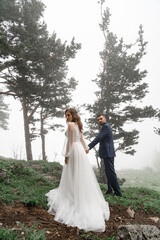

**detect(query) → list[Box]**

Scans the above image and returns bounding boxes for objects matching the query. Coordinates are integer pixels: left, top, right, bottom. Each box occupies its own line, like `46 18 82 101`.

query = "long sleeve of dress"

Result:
62 122 75 157
80 132 88 150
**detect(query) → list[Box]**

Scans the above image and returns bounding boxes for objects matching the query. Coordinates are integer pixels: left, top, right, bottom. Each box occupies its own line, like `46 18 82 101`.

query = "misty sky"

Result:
0 0 160 170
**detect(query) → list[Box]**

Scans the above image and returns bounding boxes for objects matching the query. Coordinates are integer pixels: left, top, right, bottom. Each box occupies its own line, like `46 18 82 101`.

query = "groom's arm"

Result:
88 125 108 150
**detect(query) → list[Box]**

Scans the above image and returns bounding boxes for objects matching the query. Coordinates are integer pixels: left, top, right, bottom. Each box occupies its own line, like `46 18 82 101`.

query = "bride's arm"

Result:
80 132 88 151
65 122 75 158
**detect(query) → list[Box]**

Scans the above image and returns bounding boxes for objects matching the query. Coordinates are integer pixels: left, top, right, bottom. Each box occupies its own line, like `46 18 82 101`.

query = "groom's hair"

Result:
97 114 106 118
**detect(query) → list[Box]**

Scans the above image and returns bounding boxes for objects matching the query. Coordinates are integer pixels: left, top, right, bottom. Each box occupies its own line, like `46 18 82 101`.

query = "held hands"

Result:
85 149 89 154
65 157 69 165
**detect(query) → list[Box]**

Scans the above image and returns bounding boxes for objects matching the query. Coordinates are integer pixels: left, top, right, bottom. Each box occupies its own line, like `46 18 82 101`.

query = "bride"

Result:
45 108 110 232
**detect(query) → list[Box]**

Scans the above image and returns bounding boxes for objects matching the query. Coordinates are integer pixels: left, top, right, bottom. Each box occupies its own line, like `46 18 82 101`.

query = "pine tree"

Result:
33 35 80 160
0 0 80 160
154 110 160 135
85 1 156 182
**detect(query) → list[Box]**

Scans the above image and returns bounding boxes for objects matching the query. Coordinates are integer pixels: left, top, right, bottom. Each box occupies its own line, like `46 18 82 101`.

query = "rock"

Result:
127 207 135 218
116 225 160 240
11 227 21 231
149 217 159 223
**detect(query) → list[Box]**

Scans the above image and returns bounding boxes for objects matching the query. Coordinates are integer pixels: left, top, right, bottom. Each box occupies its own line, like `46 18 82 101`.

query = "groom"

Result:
87 114 122 197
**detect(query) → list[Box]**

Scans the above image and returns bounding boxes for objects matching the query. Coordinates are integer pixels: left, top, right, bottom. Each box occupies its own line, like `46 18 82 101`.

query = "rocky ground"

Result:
0 201 159 239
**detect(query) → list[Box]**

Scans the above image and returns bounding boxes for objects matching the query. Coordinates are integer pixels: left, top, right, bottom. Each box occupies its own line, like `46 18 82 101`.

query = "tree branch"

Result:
0 90 16 97
0 61 12 72
100 1 107 41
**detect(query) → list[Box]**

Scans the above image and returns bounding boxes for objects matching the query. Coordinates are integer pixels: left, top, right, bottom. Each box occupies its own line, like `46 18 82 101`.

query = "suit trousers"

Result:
103 157 121 196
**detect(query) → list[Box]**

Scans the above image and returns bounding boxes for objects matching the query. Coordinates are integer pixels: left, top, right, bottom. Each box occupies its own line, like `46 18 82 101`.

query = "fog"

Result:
0 0 160 171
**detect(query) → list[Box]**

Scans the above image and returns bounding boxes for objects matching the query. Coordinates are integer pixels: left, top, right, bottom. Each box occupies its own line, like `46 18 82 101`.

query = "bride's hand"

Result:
65 157 68 164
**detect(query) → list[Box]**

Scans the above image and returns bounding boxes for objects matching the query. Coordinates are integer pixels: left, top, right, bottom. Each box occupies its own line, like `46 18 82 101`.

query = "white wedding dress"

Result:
45 122 110 232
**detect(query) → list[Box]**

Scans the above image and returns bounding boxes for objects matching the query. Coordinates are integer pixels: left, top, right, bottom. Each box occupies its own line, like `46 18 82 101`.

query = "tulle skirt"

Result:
45 142 110 232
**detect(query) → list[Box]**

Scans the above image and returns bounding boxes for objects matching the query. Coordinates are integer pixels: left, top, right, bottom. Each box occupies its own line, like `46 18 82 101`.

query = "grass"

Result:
0 228 19 240
100 184 160 213
0 223 46 240
0 158 160 213
80 232 116 240
0 158 61 208
31 160 62 174
117 169 160 193
0 157 160 240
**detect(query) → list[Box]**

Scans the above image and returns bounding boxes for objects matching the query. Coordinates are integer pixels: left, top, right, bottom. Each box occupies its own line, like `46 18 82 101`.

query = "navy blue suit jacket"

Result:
88 122 115 158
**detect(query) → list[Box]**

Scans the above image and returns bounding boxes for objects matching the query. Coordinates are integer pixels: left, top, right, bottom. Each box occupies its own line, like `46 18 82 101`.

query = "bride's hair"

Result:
65 108 83 132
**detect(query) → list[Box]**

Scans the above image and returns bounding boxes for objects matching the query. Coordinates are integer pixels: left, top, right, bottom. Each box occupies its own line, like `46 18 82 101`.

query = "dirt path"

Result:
0 201 159 239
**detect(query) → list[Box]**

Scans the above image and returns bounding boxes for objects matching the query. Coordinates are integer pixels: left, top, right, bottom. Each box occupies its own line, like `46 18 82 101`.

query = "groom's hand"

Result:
85 149 89 154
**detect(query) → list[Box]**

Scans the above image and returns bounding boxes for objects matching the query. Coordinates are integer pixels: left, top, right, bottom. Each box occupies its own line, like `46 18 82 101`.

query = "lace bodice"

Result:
69 124 80 142
63 122 88 157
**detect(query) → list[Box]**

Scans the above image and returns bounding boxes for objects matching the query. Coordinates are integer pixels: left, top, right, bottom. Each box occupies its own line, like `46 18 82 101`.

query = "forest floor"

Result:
0 200 160 239
0 158 159 239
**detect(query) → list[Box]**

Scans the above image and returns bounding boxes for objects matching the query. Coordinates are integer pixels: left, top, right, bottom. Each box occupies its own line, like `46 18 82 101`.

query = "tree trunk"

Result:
94 147 100 169
21 97 33 161
40 110 47 161
100 158 107 184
